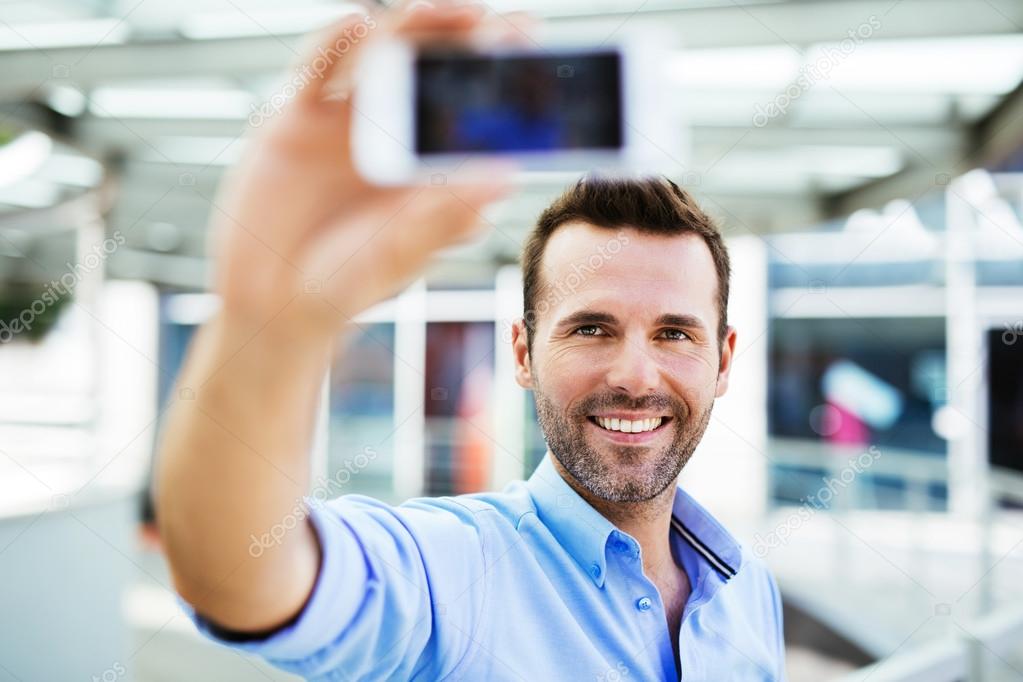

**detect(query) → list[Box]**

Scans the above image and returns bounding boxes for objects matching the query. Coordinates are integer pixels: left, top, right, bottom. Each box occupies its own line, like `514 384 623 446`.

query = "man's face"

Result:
512 222 736 503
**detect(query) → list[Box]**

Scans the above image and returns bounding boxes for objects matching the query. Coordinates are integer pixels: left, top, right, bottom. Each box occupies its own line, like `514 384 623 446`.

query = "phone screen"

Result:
413 48 623 155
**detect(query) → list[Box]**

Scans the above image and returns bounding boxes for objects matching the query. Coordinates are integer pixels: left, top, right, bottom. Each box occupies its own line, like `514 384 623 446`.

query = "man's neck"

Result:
549 454 679 579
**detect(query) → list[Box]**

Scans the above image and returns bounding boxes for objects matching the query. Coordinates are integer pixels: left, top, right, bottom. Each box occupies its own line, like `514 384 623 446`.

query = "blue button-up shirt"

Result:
184 453 786 681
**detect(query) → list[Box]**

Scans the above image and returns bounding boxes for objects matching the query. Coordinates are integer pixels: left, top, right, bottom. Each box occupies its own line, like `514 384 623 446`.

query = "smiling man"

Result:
156 4 785 681
508 177 785 680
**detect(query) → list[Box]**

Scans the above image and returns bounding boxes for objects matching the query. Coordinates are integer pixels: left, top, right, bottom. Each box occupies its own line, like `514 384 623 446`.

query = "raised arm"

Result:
153 3 510 633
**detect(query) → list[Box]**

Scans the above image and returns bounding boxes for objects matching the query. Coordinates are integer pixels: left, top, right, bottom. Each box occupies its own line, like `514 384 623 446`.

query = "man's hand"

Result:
212 2 511 341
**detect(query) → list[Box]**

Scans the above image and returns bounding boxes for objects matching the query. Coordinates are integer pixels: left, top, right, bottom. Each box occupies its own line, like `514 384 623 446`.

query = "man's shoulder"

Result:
719 546 785 646
734 549 782 599
407 479 538 525
321 479 538 531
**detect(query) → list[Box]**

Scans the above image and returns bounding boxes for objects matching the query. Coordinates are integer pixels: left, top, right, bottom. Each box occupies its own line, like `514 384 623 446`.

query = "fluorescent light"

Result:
89 87 253 119
686 91 779 126
0 131 53 187
813 176 870 193
143 136 248 166
180 4 365 40
697 159 811 194
806 35 1023 95
789 145 903 178
36 153 104 188
790 91 952 126
0 18 128 51
0 178 62 208
707 144 902 187
671 35 1023 108
44 85 88 117
669 46 800 90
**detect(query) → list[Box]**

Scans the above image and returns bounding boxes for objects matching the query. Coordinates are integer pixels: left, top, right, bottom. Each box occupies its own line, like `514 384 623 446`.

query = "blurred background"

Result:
1 0 1022 680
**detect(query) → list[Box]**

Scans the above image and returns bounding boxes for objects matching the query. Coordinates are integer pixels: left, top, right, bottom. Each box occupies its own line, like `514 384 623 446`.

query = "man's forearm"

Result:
154 310 333 631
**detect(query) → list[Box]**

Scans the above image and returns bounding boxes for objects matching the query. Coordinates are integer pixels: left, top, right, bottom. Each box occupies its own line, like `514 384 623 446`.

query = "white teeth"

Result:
595 416 663 433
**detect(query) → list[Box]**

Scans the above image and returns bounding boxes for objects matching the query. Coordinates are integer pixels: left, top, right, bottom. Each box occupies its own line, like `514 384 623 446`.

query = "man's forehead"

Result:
539 222 718 299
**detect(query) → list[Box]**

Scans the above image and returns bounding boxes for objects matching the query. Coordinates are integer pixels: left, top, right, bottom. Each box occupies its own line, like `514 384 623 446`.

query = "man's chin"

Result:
587 437 659 464
587 459 662 494
587 479 661 504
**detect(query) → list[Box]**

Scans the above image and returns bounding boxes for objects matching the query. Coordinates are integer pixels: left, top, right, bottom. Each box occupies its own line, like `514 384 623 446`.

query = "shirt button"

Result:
636 597 653 611
590 563 602 579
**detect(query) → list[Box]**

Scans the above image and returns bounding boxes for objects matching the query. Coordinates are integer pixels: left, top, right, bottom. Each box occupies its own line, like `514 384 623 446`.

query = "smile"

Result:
585 415 672 442
590 416 664 432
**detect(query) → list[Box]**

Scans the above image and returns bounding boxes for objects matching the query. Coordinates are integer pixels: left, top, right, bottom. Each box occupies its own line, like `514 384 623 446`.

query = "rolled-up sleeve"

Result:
181 493 488 681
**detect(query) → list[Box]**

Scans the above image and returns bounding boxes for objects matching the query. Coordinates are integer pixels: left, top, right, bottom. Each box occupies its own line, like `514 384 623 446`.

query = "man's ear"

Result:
511 318 534 389
714 326 738 398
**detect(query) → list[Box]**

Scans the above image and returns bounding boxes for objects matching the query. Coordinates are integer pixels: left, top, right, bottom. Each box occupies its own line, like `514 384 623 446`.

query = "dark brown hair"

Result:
521 174 730 353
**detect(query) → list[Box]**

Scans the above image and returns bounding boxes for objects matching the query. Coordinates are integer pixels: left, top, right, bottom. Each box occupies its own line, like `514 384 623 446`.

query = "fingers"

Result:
475 10 541 48
315 181 504 281
292 12 378 106
392 181 511 258
391 2 485 35
299 174 511 325
293 3 487 107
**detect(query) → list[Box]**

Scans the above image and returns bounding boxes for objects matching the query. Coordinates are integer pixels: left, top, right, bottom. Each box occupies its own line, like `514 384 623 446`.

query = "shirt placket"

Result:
608 534 679 681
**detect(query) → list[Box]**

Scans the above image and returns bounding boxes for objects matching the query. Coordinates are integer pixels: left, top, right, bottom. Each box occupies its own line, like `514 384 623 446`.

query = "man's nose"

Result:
604 337 660 397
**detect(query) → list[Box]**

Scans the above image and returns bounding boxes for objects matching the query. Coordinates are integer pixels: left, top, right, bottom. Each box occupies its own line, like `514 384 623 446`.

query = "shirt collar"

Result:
525 452 616 586
525 452 744 587
670 486 743 581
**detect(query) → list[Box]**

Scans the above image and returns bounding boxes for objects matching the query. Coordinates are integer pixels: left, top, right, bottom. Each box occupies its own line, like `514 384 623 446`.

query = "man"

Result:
155 3 786 680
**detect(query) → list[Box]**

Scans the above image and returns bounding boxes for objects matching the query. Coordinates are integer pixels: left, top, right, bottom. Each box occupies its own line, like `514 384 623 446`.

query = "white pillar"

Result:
679 234 769 526
491 265 526 489
392 279 427 501
944 171 989 519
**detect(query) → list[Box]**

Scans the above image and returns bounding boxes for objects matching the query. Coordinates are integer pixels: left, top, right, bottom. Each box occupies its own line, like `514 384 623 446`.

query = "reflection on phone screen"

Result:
414 50 623 154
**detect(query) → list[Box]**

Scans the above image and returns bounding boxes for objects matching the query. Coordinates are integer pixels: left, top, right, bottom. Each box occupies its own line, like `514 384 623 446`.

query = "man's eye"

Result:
573 326 689 340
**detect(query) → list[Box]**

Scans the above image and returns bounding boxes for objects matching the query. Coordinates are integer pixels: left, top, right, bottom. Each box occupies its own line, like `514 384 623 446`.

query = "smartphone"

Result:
352 38 674 184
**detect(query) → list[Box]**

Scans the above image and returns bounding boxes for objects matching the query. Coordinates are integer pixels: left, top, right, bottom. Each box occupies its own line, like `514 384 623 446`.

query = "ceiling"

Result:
1 0 1022 289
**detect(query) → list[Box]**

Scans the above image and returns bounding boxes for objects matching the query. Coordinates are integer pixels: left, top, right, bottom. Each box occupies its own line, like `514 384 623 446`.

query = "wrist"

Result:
212 306 336 369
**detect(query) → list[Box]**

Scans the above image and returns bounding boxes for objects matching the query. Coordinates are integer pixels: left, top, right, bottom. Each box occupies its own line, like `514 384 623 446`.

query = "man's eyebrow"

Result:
655 313 708 332
554 309 708 332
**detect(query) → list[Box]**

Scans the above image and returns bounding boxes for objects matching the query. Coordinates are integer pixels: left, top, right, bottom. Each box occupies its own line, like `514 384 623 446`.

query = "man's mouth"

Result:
584 414 672 445
586 415 672 434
